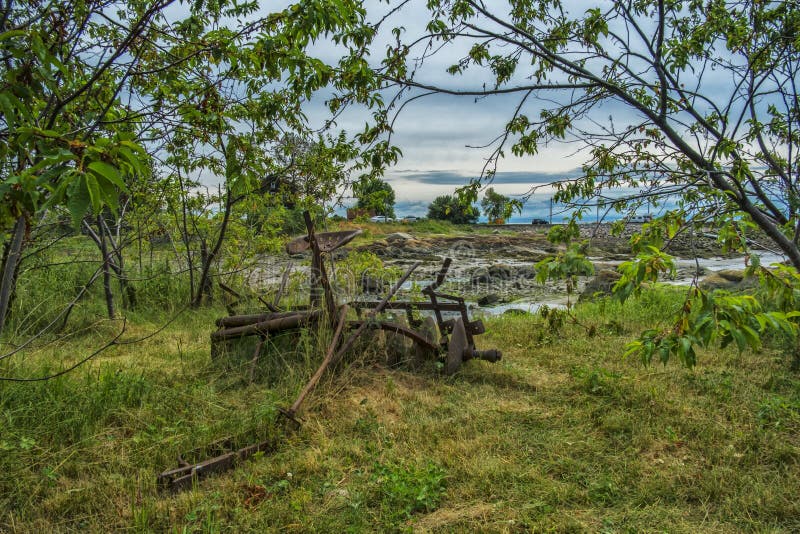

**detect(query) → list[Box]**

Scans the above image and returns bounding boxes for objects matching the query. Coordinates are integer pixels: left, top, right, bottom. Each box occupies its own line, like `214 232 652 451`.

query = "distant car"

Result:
629 214 653 223
402 215 420 223
530 218 549 225
369 215 393 223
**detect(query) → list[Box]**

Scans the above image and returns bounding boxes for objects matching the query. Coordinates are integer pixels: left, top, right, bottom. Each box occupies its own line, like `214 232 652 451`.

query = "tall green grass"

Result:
1 267 799 531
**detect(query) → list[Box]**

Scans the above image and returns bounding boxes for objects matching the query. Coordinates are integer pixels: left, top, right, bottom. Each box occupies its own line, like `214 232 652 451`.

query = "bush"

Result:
427 195 479 224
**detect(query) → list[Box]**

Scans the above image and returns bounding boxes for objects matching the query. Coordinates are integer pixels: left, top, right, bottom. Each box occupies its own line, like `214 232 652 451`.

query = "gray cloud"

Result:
393 169 584 186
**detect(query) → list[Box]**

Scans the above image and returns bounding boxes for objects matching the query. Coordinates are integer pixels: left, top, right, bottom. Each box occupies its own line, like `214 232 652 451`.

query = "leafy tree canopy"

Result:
480 187 522 222
427 194 479 224
0 0 395 232
353 175 395 217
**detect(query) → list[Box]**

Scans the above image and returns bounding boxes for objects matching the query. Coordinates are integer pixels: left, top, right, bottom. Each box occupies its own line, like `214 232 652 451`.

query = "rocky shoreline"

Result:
348 224 775 312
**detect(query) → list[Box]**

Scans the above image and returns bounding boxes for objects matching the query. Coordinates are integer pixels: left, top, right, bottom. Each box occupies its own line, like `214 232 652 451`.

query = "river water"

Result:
475 252 788 316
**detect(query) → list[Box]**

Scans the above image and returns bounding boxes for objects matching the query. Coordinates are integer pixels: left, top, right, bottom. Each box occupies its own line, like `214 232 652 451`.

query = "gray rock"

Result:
361 273 388 293
478 293 501 306
580 269 622 301
699 270 757 291
386 232 413 243
516 265 537 279
471 268 493 285
674 266 708 279
716 269 745 282
488 264 514 280
699 273 738 290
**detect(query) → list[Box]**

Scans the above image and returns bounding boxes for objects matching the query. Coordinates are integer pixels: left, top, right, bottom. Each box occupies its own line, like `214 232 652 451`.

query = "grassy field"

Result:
1 281 799 532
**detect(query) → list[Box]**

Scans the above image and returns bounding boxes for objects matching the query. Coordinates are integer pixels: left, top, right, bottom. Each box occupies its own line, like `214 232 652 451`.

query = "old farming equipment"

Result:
157 212 501 491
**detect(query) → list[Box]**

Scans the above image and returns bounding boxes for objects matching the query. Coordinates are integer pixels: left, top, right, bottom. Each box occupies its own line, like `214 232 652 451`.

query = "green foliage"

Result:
334 249 396 298
535 221 594 299
613 247 676 303
479 187 521 222
535 245 594 295
545 220 581 245
624 287 800 367
353 176 396 217
0 16 147 226
371 460 446 523
426 194 479 224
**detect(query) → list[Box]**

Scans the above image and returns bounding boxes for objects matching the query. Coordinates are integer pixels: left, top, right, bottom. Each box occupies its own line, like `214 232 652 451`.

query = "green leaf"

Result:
730 327 747 353
118 146 144 176
67 177 91 228
84 173 101 213
87 161 127 190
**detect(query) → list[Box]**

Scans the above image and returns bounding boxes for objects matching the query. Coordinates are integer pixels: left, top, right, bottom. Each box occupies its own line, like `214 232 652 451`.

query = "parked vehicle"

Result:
629 214 653 223
402 215 420 222
369 215 394 223
530 218 549 225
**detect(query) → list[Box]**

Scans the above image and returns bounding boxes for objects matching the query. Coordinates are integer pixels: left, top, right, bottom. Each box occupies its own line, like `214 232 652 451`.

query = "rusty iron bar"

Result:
278 261 421 426
422 258 452 338
346 320 439 352
272 261 293 309
324 262 421 357
286 230 362 254
464 347 503 363
427 291 475 347
219 281 242 315
304 211 338 320
218 281 242 299
210 310 322 341
284 304 350 418
348 301 466 313
157 438 277 492
257 296 281 313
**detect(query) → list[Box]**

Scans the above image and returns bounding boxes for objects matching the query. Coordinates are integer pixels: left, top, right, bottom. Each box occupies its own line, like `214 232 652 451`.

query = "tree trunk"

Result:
98 215 116 319
0 215 27 337
100 216 136 308
192 187 233 308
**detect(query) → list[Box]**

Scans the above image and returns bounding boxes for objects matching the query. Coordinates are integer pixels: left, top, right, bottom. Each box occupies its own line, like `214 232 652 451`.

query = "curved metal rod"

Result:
346 320 439 352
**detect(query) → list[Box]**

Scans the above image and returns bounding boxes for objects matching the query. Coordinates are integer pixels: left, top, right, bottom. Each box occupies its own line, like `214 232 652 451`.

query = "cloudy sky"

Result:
189 1 675 222
296 0 653 222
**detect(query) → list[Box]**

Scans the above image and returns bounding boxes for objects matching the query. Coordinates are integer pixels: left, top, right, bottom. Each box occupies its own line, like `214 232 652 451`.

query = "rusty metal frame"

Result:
158 211 502 492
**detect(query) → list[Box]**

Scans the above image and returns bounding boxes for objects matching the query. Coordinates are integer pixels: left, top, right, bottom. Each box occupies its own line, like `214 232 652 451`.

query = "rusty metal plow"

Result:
157 212 501 491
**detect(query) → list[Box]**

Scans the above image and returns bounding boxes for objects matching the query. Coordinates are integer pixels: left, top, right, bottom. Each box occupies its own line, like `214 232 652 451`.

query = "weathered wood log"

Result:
211 310 322 340
215 311 303 328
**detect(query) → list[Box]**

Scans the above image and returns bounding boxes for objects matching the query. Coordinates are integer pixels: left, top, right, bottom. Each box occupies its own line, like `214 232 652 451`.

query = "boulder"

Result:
699 269 757 291
716 269 746 282
579 269 622 301
477 293 501 306
488 264 514 281
385 232 413 243
516 265 537 279
471 268 493 285
383 246 400 258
